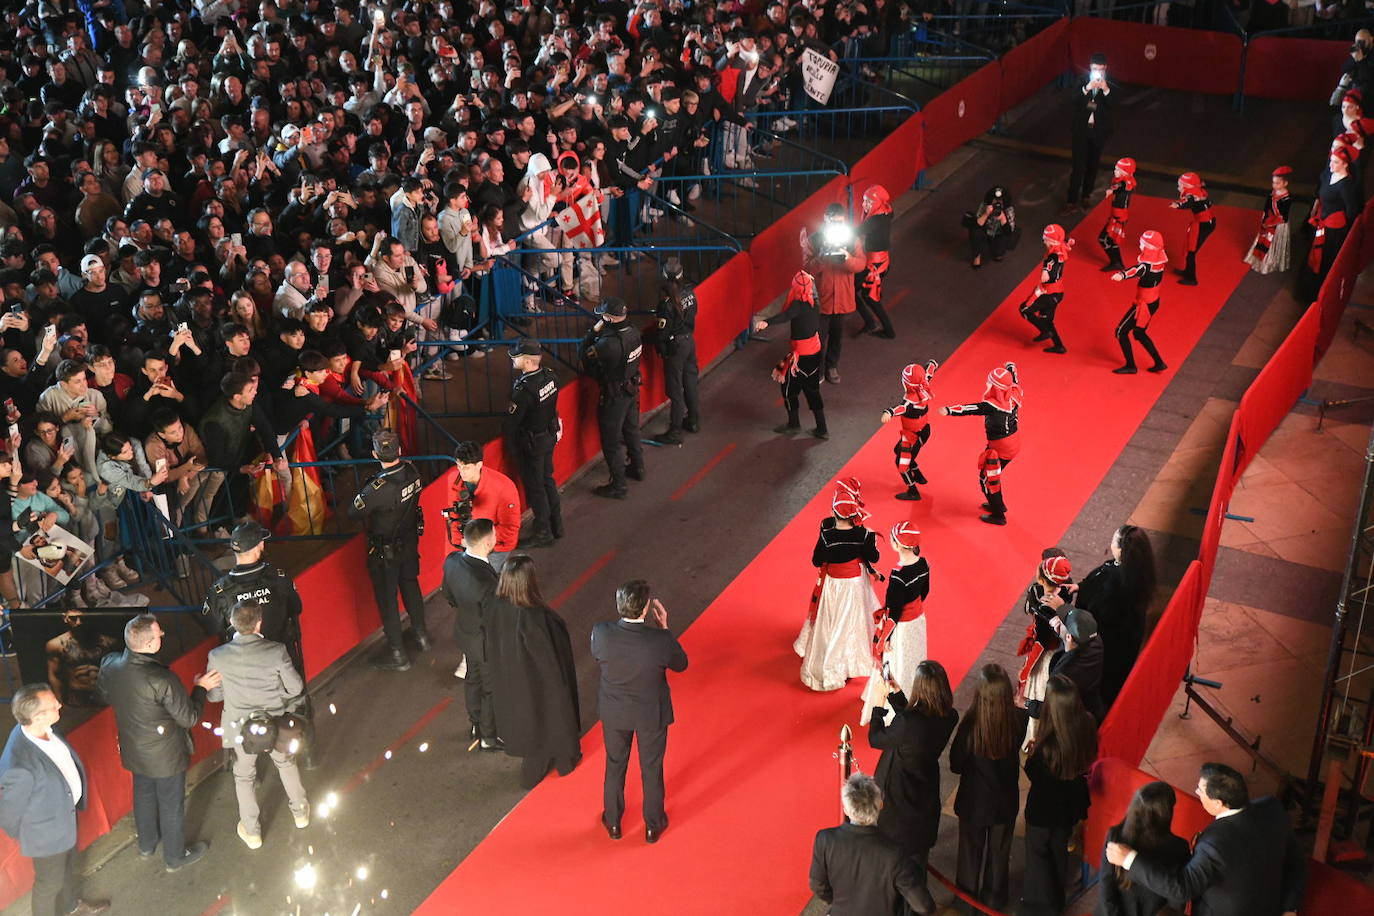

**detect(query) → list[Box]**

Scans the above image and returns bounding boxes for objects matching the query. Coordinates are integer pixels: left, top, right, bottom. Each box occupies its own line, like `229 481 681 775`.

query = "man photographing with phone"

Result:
1066 52 1114 214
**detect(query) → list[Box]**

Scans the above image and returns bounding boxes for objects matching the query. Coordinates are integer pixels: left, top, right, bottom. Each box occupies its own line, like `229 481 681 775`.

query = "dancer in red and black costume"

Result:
1098 157 1136 273
1110 230 1169 375
1016 552 1073 748
794 477 882 691
860 521 931 724
941 362 1022 527
1170 172 1215 286
1019 225 1073 355
880 359 938 501
855 185 897 339
752 270 828 440
1244 166 1293 275
1302 147 1363 300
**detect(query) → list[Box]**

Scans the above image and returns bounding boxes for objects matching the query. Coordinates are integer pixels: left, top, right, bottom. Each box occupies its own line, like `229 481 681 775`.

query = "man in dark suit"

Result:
1066 52 1115 212
441 517 501 749
1107 762 1305 916
590 579 688 843
206 600 310 850
809 772 935 915
0 684 108 916
97 613 218 872
1047 608 1105 722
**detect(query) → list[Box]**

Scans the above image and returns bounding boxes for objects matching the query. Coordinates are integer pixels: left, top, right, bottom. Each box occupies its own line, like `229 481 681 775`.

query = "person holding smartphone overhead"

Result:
1066 53 1114 213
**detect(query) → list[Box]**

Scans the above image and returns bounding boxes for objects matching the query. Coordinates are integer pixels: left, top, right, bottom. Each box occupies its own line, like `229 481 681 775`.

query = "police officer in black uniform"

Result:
653 258 700 445
582 297 644 499
200 521 304 672
349 428 427 671
504 338 562 547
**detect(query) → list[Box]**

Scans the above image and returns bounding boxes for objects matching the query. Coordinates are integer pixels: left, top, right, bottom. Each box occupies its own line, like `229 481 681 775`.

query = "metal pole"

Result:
835 724 853 821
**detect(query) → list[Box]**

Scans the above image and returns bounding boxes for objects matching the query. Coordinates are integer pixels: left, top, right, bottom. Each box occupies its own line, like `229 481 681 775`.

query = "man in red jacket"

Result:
446 441 521 570
802 203 867 384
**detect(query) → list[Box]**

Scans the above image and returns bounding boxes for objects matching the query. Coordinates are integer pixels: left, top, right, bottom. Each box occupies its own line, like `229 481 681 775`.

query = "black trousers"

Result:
956 819 1014 914
1115 301 1164 369
133 770 186 866
781 353 825 428
1068 131 1108 203
1020 292 1064 348
819 313 847 371
969 227 1014 261
31 845 77 916
597 387 643 489
662 337 700 433
602 724 669 831
367 541 426 651
457 631 497 739
1021 822 1074 915
512 432 560 536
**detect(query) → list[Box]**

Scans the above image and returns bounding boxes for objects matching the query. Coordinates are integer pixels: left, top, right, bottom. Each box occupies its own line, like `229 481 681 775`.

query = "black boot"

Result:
1043 330 1066 354
810 410 829 440
896 484 921 501
980 492 1007 526
372 647 411 671
911 466 928 486
1176 252 1198 286
774 410 802 436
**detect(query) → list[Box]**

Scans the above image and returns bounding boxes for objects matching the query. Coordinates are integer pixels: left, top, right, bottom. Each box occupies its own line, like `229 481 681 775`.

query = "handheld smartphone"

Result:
44 323 55 341
388 349 402 363
177 321 189 334
318 274 329 294
231 232 243 247
61 435 72 451
155 457 167 472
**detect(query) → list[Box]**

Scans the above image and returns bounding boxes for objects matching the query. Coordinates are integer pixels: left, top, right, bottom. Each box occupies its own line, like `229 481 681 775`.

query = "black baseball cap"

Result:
230 520 271 552
595 297 627 317
1064 608 1099 641
510 337 542 358
373 428 401 461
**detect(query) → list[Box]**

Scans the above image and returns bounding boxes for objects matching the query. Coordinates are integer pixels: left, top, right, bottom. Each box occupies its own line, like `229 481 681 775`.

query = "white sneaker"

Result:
114 559 140 584
237 822 262 850
667 189 681 205
421 365 452 381
292 805 310 830
600 253 620 267
98 568 127 590
724 153 738 169
738 177 758 189
771 118 791 132
688 184 702 201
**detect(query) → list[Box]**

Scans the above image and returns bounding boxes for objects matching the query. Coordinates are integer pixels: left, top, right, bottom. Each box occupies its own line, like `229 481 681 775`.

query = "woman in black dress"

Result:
1074 525 1157 709
1020 674 1097 916
868 659 959 894
950 664 1029 915
1097 781 1191 916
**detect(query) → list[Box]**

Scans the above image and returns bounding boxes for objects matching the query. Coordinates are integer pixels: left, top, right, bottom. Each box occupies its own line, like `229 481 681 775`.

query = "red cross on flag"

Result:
555 191 605 249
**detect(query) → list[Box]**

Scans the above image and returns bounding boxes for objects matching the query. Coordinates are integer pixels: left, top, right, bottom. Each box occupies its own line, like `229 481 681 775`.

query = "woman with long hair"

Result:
1074 525 1157 708
950 664 1029 914
794 477 881 691
868 659 958 893
483 554 582 789
1097 781 1190 916
1020 675 1097 916
227 290 272 341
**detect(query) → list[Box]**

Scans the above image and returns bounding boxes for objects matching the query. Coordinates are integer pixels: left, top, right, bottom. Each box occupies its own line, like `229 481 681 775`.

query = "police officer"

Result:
582 297 644 499
349 428 427 672
653 258 700 445
504 338 562 547
201 521 305 674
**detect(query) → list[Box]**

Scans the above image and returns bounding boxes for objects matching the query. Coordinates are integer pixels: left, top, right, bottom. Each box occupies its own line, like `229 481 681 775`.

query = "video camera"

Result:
441 495 474 547
818 204 855 258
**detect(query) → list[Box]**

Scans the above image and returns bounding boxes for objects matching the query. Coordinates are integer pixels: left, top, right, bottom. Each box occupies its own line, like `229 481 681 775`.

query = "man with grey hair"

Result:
0 684 109 915
206 600 311 850
809 772 935 914
98 614 219 872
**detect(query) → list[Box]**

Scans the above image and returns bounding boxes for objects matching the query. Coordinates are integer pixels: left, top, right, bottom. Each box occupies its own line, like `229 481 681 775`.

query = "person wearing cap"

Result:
1066 52 1114 212
200 520 306 671
504 338 563 546
582 297 644 499
1042 607 1104 722
651 257 700 444
1245 166 1293 275
350 428 427 671
123 168 180 226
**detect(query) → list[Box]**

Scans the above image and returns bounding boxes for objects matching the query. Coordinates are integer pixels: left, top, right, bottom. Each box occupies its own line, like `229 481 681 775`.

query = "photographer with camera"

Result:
445 440 521 568
1331 29 1374 107
966 185 1017 269
801 203 867 385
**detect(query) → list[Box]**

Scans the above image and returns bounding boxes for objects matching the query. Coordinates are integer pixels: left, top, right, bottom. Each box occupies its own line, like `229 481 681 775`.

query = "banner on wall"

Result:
801 48 839 104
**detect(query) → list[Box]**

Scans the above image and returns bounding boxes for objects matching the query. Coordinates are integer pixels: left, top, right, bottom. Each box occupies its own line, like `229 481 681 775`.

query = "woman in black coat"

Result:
1074 525 1156 708
950 664 1030 914
1097 781 1191 916
1019 674 1097 916
868 659 959 885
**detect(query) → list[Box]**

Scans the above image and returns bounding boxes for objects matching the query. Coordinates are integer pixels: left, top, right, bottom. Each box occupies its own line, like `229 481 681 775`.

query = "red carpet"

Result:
416 196 1256 914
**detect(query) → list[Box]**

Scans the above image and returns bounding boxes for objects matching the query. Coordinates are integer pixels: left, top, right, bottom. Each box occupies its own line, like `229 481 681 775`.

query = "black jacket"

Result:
97 650 208 778
1048 636 1106 722
869 691 958 856
0 724 88 858
1097 824 1191 916
589 619 688 732
1127 796 1306 916
949 706 1030 827
809 822 935 915
201 561 303 645
442 550 498 650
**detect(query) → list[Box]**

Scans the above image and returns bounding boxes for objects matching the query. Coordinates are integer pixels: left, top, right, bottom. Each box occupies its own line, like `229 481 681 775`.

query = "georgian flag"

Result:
555 191 605 249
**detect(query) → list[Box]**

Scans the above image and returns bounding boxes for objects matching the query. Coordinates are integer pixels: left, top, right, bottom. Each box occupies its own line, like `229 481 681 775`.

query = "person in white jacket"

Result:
518 152 559 312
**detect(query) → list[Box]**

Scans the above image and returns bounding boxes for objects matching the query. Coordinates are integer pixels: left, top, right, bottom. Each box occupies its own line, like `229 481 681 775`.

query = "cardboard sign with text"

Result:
801 48 838 104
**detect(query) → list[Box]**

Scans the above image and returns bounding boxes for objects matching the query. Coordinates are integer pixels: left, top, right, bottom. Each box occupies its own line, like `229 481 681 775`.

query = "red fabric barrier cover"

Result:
1198 416 1239 584
1315 213 1365 358
1234 304 1320 478
847 112 927 207
1096 561 1203 766
747 174 848 311
1084 757 1215 869
921 60 1002 167
692 252 756 363
1068 18 1242 96
1000 17 1071 112
1245 37 1350 102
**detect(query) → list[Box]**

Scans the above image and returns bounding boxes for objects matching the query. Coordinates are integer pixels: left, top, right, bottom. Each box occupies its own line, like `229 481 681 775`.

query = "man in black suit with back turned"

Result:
590 579 688 844
1107 762 1305 916
441 517 502 750
809 772 935 915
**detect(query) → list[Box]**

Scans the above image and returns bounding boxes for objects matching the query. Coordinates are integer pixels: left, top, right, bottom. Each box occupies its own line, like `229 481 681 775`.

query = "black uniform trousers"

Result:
597 384 643 490
367 538 426 650
663 336 700 433
1068 131 1108 204
602 724 669 831
512 431 561 536
31 846 77 916
956 819 1015 914
1020 822 1074 916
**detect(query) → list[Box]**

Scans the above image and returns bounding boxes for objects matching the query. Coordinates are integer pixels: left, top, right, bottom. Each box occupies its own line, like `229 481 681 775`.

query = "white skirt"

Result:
794 573 880 692
1021 649 1054 751
860 615 929 725
1244 222 1291 275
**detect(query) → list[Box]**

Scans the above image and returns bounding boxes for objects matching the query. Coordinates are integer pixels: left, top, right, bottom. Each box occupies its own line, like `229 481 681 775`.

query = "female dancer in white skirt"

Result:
1244 165 1293 274
1016 553 1074 749
861 521 931 725
794 477 881 691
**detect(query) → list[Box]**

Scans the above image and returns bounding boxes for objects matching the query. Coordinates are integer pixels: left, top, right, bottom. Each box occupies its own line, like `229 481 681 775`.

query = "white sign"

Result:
801 48 839 105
